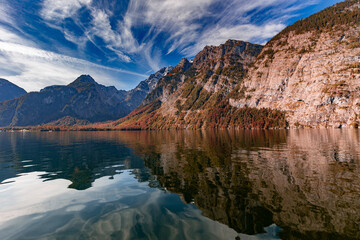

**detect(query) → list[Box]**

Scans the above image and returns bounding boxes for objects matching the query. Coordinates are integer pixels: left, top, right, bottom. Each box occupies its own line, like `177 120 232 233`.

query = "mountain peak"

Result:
192 40 263 69
170 58 192 74
70 75 96 84
68 75 98 90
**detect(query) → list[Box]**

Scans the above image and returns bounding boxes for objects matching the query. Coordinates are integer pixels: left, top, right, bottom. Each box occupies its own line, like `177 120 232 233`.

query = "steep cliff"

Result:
230 0 360 128
0 78 26 102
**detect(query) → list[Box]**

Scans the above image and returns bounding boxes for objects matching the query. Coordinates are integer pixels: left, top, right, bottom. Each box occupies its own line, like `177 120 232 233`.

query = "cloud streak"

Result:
41 0 93 21
38 0 323 69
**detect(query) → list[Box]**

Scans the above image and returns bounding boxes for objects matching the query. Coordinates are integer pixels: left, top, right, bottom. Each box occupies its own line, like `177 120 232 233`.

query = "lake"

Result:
0 129 359 240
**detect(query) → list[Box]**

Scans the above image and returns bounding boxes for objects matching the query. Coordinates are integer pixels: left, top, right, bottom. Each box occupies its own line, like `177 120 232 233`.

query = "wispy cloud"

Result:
103 0 320 58
37 0 323 70
89 8 134 62
0 4 11 25
41 0 93 21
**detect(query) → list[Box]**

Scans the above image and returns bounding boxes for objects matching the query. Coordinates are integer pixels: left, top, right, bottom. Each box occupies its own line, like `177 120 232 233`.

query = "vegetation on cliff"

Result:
270 0 360 43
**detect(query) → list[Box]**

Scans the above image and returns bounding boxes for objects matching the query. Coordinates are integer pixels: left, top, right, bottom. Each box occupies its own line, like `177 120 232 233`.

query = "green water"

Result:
0 130 359 239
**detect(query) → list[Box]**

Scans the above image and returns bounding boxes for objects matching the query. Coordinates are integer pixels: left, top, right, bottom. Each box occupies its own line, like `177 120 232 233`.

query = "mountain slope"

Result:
108 40 288 129
230 0 360 128
0 79 26 102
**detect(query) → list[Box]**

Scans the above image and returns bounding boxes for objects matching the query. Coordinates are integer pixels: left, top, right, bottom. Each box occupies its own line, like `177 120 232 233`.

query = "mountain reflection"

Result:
0 129 359 239
114 129 360 239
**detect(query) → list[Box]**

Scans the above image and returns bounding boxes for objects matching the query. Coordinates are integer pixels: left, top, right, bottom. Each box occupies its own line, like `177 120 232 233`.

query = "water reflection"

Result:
113 129 360 239
0 129 359 239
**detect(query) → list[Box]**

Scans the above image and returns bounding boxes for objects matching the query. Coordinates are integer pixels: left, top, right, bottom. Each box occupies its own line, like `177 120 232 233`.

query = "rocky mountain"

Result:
110 0 360 129
109 40 287 129
0 78 26 102
0 70 170 127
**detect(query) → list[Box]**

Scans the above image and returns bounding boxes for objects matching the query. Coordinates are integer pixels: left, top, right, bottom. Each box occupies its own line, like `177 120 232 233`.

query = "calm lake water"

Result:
0 129 359 240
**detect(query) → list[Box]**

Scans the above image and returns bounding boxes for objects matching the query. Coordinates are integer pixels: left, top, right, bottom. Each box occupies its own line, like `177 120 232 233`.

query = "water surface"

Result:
0 129 359 239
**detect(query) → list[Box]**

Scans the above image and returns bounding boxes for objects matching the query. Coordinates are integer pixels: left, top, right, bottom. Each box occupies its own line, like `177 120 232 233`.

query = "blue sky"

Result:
0 0 342 91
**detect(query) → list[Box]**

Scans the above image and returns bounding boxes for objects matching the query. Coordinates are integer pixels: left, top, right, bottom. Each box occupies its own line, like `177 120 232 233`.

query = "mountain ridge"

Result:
0 78 27 102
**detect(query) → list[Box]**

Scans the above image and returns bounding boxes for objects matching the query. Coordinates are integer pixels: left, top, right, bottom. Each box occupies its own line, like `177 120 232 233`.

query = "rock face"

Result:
0 78 26 102
230 0 360 128
0 71 170 127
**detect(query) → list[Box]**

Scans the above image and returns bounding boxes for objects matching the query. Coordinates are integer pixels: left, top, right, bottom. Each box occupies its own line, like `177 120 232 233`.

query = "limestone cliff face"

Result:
230 0 360 128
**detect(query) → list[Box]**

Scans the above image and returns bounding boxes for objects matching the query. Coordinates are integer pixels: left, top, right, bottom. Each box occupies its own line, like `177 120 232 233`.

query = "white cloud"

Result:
89 8 134 62
38 0 321 71
0 2 14 25
119 0 319 57
0 28 34 46
41 0 92 21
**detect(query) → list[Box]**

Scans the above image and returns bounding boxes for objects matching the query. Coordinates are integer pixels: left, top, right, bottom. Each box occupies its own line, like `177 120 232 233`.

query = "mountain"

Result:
109 40 287 129
0 70 170 127
110 0 360 129
0 78 26 102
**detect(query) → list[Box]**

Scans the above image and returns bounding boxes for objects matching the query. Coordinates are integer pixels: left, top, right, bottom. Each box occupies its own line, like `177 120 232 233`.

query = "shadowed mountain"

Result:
0 78 27 102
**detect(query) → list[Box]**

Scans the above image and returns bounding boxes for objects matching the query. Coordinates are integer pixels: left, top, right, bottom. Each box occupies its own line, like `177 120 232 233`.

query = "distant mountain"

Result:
0 70 171 127
0 78 26 102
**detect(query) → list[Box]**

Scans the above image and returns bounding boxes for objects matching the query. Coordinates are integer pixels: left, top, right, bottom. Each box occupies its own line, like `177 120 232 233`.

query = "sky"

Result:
0 0 343 92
